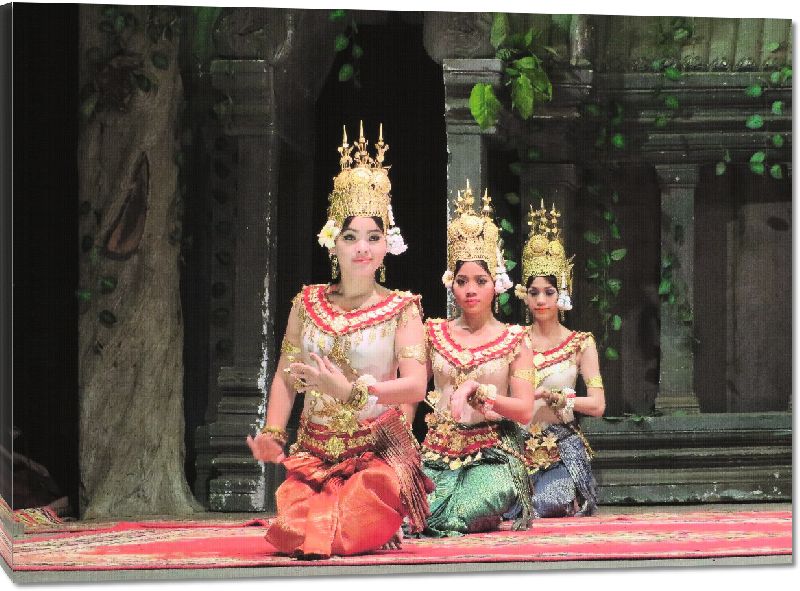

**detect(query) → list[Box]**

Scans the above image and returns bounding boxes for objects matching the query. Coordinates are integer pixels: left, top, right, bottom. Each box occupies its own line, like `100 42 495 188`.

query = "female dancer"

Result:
412 181 536 537
510 201 605 518
247 124 431 558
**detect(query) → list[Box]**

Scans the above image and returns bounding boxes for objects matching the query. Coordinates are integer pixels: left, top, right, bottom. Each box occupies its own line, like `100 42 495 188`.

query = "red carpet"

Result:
6 510 791 571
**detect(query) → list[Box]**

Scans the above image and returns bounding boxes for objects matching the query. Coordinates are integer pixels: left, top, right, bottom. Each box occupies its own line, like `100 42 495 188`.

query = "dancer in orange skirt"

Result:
247 123 431 559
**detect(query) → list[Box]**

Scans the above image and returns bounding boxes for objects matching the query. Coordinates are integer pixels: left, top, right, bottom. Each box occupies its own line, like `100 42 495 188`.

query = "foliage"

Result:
582 182 626 362
470 13 554 129
715 63 791 178
330 9 364 87
81 6 181 120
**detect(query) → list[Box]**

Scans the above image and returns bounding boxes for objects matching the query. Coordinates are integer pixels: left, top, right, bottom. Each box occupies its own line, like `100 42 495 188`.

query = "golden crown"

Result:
520 200 574 292
327 121 392 230
446 180 504 280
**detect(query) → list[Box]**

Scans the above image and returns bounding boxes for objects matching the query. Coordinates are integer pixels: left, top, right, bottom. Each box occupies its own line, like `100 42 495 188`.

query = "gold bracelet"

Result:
346 374 377 411
281 338 301 363
260 425 288 445
511 369 538 384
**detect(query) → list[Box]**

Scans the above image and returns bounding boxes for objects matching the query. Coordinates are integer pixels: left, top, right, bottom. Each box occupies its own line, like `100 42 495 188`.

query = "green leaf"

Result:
586 259 597 270
584 231 601 244
746 115 764 129
652 58 665 71
151 52 169 70
99 275 118 293
723 149 731 163
603 211 614 222
612 192 619 204
610 224 621 239
333 33 349 52
501 303 513 316
770 164 783 179
606 278 621 296
351 44 363 59
612 315 622 331
500 219 515 234
771 101 783 115
605 347 619 361
338 63 354 82
99 310 117 328
654 114 669 128
664 67 682 81
511 74 534 120
781 68 792 83
680 308 693 323
664 95 679 109
81 93 99 121
750 162 765 175
490 12 508 49
75 288 92 302
668 293 676 304
673 28 689 42
329 9 346 20
744 84 762 97
469 83 501 130
587 272 599 279
750 151 766 164
661 252 676 268
584 104 600 116
498 292 510 305
773 134 784 148
509 162 522 176
765 41 780 53
610 133 626 148
587 183 602 195
526 149 540 160
658 279 672 295
504 260 517 271
600 251 611 268
504 192 520 205
715 161 726 176
610 248 627 260
89 246 100 265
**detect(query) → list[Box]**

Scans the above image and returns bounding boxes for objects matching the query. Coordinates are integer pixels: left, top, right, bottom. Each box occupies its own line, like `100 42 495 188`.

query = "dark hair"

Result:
454 259 492 276
526 275 558 289
341 216 384 233
330 216 385 285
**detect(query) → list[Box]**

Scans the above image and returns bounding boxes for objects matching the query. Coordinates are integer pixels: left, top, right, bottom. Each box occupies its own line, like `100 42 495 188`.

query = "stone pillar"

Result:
441 58 502 316
655 165 700 414
205 60 280 511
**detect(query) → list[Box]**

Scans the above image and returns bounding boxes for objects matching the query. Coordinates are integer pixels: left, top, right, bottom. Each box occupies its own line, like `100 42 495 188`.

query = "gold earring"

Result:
494 296 499 314
330 254 339 279
526 307 531 324
379 264 386 283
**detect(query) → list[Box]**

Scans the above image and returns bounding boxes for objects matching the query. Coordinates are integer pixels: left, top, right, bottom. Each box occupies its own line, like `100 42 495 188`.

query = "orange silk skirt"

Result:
265 451 404 557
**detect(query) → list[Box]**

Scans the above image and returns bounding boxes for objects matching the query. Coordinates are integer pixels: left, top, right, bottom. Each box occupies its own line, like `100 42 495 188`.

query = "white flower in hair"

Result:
494 272 513 294
317 219 340 248
388 204 396 226
514 284 527 300
441 270 453 289
386 226 408 255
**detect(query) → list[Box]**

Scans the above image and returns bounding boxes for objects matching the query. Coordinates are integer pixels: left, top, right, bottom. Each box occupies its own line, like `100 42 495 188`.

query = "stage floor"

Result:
4 503 793 584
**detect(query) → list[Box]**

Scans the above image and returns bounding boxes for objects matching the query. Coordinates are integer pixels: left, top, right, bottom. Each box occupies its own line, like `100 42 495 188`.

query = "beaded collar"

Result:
300 284 420 336
527 330 594 370
426 318 526 372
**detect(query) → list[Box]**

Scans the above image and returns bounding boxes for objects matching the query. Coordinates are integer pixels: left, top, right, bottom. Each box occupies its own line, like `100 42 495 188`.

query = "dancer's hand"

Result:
450 379 479 422
534 386 552 400
246 433 286 463
289 353 351 401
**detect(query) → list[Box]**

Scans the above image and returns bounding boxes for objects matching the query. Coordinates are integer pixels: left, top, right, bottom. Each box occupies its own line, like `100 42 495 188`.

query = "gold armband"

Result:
511 369 538 384
584 375 604 389
260 425 288 445
281 338 302 363
397 343 427 365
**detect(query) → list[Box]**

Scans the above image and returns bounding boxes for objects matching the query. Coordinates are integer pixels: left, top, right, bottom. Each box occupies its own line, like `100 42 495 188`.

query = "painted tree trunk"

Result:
77 5 200 517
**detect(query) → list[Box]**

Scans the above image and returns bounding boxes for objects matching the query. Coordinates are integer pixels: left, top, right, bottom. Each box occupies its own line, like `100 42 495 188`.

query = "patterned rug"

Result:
6 510 792 572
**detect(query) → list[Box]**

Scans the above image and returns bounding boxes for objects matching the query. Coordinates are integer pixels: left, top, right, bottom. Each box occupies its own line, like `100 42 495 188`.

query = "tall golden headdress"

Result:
517 200 574 306
442 180 513 294
318 121 406 255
